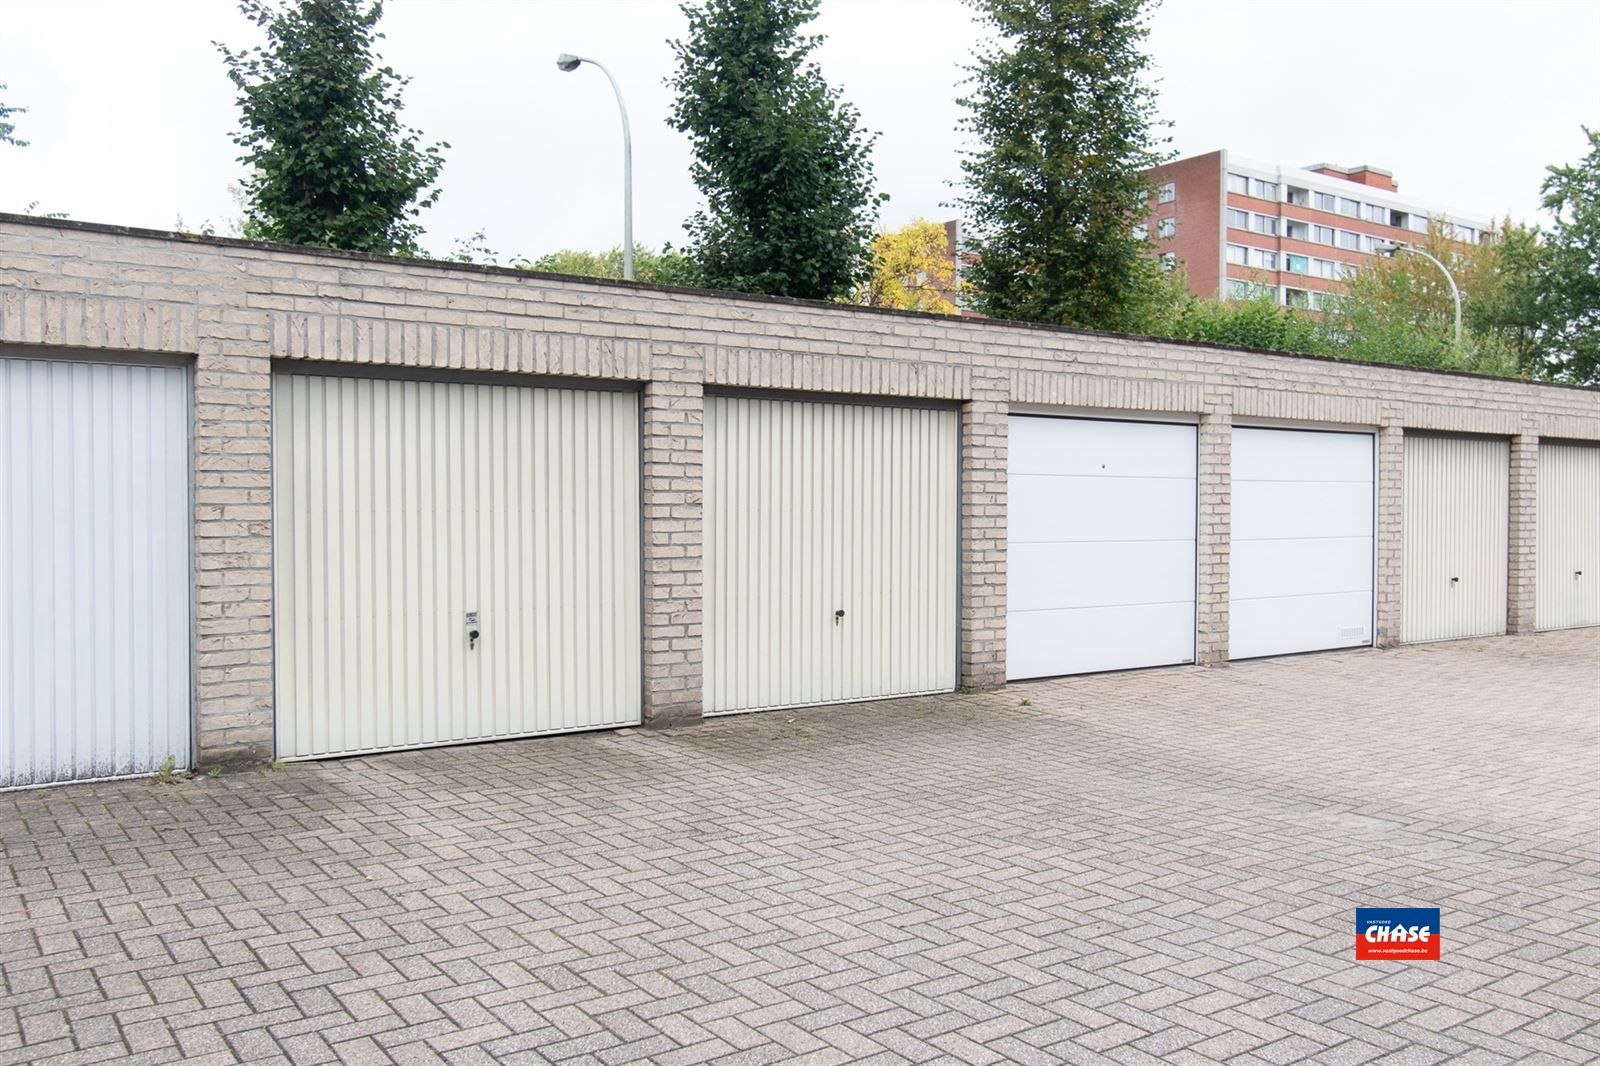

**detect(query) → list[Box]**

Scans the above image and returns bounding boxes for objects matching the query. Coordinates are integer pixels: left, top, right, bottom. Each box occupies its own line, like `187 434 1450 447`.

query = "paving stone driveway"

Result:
3 631 1598 1065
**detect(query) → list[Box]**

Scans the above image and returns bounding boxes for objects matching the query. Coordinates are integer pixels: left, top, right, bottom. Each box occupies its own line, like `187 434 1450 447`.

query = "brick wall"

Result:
2 216 1598 762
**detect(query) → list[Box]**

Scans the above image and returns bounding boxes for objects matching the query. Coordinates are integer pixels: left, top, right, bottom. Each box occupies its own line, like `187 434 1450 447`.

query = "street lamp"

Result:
555 53 633 281
1373 240 1461 347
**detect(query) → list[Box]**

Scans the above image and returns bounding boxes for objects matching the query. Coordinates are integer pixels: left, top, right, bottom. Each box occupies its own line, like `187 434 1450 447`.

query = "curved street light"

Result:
1374 240 1461 347
556 53 633 281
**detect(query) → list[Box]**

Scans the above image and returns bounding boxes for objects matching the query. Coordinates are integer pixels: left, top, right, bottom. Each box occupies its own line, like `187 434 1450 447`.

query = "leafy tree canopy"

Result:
668 0 885 300
522 245 700 287
957 0 1171 331
1314 219 1537 377
217 0 446 255
857 219 965 314
0 85 27 147
1534 127 1600 384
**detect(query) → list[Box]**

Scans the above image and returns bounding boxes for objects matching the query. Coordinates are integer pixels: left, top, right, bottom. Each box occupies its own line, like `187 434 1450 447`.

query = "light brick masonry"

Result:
1 215 1598 762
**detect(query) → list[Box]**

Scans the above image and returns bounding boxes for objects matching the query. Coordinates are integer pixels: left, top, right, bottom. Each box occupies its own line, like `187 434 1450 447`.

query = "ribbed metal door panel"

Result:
1230 428 1374 659
273 374 641 759
1402 434 1509 643
2 357 191 788
704 395 957 715
1007 416 1197 680
1537 442 1600 630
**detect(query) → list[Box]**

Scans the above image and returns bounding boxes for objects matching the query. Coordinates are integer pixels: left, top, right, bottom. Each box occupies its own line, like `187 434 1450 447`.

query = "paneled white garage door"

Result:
1231 427 1374 660
1537 442 1600 630
1402 434 1509 643
1008 416 1197 680
273 374 641 759
704 395 958 715
2 357 192 788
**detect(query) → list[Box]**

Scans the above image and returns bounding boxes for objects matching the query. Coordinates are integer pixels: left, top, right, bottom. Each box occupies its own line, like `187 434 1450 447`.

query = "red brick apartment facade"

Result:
1143 150 1494 308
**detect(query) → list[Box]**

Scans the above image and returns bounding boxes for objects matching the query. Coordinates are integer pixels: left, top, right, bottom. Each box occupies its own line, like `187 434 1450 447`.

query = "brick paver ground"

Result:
3 631 1598 1065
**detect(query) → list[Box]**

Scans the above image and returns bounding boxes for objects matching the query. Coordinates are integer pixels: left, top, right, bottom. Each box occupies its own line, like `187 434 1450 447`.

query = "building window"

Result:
1284 288 1310 309
1226 244 1248 265
1157 181 1176 204
1308 290 1335 311
1250 214 1279 236
1248 248 1278 270
1286 186 1310 207
1227 279 1266 300
1285 254 1309 274
1360 234 1377 254
1314 191 1338 212
1410 214 1430 234
1312 224 1336 245
1339 197 1362 217
1284 220 1309 241
1365 203 1389 224
1131 222 1148 240
1159 252 1177 271
1311 257 1339 279
1338 230 1362 250
1226 172 1249 194
1251 179 1279 201
1390 210 1410 229
1226 207 1250 230
1456 225 1477 244
1157 217 1176 238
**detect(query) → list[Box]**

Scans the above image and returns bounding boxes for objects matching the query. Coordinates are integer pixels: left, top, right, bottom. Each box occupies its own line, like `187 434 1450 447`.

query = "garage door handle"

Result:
834 609 846 625
1450 576 1459 583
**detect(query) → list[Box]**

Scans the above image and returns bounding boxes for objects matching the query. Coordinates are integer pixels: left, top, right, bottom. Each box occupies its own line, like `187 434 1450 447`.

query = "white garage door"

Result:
2 357 191 788
704 395 957 715
1008 416 1196 680
273 374 641 759
1403 434 1509 643
1537 442 1600 630
1231 427 1374 660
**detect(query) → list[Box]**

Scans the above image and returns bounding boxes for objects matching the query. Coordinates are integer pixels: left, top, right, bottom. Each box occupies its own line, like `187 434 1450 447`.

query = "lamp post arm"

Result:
1398 245 1462 348
583 58 634 282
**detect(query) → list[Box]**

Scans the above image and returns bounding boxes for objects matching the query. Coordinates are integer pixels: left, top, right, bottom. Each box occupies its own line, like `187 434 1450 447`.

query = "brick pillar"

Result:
960 374 1009 690
1195 406 1232 665
640 376 705 725
1507 432 1539 634
193 303 275 764
1374 424 1405 647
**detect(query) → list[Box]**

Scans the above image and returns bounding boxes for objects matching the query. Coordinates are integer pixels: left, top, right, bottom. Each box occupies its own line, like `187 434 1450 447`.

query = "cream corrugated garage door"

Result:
704 395 957 715
1008 415 1197 680
1402 434 1509 643
2 357 192 788
1230 427 1374 659
1537 442 1600 630
273 373 641 759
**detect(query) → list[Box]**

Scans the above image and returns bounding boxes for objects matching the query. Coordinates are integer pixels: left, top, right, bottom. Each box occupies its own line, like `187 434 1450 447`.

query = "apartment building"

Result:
1143 150 1495 308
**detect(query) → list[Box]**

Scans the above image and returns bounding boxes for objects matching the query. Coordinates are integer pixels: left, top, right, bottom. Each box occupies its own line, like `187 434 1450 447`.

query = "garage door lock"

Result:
834 609 845 626
466 611 480 650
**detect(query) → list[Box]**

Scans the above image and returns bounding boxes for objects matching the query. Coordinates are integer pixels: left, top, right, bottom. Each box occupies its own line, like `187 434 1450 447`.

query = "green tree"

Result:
217 0 446 255
1146 273 1330 355
1534 127 1600 384
0 85 27 147
957 0 1170 331
667 0 885 299
522 245 700 287
1317 219 1535 377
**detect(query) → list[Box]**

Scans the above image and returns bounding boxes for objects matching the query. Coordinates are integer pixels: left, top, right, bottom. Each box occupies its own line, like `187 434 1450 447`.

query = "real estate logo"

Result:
1355 907 1440 961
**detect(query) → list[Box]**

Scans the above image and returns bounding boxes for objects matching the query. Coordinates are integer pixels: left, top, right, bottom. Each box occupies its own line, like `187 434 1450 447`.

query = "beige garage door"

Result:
1402 434 1509 643
704 394 958 715
1537 442 1600 630
273 373 641 759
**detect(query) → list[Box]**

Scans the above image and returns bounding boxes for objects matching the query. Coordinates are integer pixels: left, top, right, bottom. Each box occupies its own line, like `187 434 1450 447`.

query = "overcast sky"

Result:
2 0 1596 261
